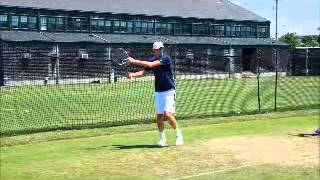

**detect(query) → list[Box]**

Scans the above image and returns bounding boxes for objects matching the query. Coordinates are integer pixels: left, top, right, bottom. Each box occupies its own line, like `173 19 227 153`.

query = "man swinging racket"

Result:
128 42 183 147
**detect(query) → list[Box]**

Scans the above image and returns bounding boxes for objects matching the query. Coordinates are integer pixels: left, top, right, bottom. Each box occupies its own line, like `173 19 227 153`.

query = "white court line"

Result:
172 163 256 180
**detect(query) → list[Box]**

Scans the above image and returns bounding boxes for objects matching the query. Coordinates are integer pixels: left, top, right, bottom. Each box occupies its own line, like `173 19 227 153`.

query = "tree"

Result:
301 36 318 47
279 33 300 48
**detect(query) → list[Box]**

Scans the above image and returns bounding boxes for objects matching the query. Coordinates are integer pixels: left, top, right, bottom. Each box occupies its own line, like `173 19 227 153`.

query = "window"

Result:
48 17 56 31
134 21 142 33
67 17 89 32
193 23 209 35
257 26 267 37
11 16 19 28
141 21 153 34
120 21 127 32
240 25 256 37
28 16 37 29
74 18 81 31
44 17 65 31
113 20 120 32
250 26 257 37
81 18 90 32
20 16 28 28
127 21 133 33
241 26 248 37
226 25 237 37
174 22 192 35
156 22 173 35
156 22 167 34
91 19 105 32
40 17 47 30
210 24 224 37
105 20 112 33
167 23 174 35
98 20 105 31
0 14 8 28
9 15 38 30
235 25 241 36
56 17 64 31
182 23 192 35
231 26 236 36
174 23 183 35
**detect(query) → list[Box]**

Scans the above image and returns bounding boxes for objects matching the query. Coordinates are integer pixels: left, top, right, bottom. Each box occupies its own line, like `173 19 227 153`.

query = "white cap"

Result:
153 42 164 50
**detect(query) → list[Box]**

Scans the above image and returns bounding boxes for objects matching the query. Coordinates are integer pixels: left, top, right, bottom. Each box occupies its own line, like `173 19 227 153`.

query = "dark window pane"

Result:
113 20 120 32
127 21 133 33
56 17 64 31
257 26 267 37
175 23 182 35
183 23 192 34
211 24 225 36
40 17 47 30
167 23 174 35
91 19 98 31
48 17 56 31
75 18 81 30
105 20 111 33
11 16 19 28
141 22 148 33
134 21 142 33
28 16 37 29
0 14 8 28
20 16 28 28
120 21 127 32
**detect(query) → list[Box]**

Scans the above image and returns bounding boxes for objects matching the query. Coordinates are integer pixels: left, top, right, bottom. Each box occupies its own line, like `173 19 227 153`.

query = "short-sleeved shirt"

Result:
145 53 175 92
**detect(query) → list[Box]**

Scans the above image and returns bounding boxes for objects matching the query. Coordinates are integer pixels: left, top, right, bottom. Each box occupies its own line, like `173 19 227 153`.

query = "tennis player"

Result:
127 42 183 147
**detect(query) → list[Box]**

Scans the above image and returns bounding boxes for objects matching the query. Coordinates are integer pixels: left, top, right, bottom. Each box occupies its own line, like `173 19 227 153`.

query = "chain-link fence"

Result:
1 41 319 135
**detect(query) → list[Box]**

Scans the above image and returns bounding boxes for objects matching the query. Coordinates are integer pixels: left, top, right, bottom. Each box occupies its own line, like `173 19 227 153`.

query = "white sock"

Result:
159 130 166 139
176 127 182 136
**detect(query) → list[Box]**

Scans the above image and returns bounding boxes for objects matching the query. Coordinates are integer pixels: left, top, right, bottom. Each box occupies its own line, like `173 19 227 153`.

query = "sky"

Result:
229 0 320 37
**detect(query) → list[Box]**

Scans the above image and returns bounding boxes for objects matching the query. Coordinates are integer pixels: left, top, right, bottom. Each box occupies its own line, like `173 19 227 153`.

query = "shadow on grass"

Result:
112 144 165 150
289 133 319 137
83 145 109 151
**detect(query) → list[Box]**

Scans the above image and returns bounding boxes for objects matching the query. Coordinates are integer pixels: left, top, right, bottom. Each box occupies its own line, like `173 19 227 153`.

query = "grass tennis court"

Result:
1 110 319 180
1 76 319 135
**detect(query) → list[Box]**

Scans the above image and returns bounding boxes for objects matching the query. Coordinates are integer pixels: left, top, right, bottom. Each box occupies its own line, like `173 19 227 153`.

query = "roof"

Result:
0 0 268 22
0 31 288 47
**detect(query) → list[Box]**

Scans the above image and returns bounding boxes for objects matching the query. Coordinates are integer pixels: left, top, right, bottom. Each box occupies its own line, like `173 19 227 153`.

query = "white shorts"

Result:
154 89 176 114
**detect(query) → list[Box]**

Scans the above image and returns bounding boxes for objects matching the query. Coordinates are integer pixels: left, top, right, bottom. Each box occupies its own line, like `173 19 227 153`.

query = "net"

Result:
1 41 319 135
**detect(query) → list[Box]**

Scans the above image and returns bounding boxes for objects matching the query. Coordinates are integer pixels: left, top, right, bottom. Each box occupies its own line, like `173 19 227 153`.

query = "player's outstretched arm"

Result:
128 70 145 79
128 57 161 68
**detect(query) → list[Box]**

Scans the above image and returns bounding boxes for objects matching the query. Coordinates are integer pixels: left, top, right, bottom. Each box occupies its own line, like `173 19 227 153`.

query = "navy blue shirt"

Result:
145 53 175 92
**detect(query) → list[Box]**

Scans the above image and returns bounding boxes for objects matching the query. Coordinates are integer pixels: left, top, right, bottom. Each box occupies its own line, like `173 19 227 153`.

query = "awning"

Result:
0 31 288 48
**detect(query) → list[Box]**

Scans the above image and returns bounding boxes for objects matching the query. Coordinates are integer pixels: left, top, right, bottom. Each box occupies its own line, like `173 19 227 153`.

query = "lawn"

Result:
0 110 319 180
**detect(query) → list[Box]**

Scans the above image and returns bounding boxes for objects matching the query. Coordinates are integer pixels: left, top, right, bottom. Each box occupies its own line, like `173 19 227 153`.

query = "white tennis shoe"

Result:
158 138 167 147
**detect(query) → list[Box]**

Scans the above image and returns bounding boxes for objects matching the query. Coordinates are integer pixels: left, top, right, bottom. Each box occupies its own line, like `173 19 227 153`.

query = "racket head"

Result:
111 48 129 66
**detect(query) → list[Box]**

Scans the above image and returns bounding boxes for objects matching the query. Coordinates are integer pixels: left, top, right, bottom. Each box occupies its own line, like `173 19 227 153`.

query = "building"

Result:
0 0 289 86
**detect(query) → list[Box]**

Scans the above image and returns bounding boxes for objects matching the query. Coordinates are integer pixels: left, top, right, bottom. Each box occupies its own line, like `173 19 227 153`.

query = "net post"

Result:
274 44 278 111
228 44 232 78
55 43 60 85
305 48 309 76
257 48 262 111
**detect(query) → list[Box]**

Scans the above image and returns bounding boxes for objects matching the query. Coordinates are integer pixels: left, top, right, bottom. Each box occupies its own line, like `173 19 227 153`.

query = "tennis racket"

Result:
111 48 130 66
111 48 137 78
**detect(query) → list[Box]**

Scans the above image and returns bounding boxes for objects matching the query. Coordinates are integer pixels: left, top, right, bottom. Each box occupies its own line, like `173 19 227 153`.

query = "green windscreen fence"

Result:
1 41 319 135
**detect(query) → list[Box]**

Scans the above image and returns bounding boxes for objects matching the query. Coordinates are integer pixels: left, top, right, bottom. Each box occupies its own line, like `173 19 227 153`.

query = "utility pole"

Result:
274 0 279 111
